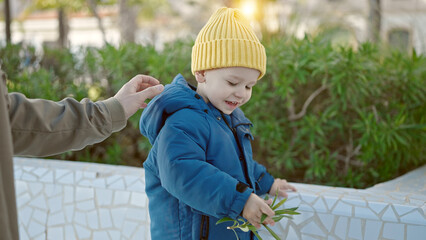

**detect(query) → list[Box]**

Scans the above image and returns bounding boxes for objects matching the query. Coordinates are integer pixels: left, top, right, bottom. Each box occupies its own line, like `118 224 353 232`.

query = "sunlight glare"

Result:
241 0 256 19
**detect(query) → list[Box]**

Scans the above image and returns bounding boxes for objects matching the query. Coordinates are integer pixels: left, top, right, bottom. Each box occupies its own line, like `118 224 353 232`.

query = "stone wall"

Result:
14 157 426 240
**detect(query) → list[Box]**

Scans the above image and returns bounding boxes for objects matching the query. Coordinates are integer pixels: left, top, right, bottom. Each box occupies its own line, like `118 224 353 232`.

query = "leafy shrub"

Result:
244 34 425 188
1 34 424 188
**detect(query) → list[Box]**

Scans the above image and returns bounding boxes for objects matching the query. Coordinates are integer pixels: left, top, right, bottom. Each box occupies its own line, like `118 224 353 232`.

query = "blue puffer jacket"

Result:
140 74 274 240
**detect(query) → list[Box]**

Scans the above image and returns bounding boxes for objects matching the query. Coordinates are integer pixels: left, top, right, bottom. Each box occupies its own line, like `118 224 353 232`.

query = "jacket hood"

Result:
139 74 206 144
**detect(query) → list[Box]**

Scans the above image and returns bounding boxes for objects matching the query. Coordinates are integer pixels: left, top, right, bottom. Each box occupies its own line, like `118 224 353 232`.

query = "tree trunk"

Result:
87 0 107 44
223 0 233 7
4 0 11 43
368 0 381 43
57 7 69 48
119 0 138 43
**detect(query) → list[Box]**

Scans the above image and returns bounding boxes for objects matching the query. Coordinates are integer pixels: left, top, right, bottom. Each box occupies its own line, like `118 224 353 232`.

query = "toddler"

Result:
140 7 296 240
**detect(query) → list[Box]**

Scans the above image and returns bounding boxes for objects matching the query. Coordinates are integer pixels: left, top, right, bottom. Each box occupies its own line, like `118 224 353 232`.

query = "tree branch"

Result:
371 105 380 122
87 0 107 44
336 154 364 167
288 84 328 121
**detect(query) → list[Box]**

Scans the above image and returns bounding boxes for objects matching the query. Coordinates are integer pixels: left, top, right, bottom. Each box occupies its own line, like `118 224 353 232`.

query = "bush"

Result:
1 35 424 188
244 35 425 188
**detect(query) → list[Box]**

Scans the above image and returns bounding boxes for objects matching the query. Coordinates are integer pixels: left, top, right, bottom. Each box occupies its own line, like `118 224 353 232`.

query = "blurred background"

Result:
0 0 425 189
1 0 426 52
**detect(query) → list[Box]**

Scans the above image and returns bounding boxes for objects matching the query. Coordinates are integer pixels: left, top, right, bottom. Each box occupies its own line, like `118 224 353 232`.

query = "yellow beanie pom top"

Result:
191 7 267 80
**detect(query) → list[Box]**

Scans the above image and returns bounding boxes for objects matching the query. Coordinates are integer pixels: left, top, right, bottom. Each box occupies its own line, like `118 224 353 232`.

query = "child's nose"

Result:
234 87 245 98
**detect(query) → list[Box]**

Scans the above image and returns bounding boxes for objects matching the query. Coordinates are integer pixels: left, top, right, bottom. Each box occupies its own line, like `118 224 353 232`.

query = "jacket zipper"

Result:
200 215 209 240
221 113 253 189
220 113 254 240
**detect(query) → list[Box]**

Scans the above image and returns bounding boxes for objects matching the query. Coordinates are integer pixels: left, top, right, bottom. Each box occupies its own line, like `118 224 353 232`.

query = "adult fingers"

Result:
138 83 153 91
136 84 164 105
131 75 160 91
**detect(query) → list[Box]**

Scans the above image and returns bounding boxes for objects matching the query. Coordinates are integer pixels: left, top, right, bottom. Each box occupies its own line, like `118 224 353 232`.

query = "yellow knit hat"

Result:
191 7 267 80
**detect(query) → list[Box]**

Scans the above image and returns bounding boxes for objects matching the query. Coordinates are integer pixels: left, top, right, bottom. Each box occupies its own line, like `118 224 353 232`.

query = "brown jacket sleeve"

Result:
0 69 19 240
9 93 127 157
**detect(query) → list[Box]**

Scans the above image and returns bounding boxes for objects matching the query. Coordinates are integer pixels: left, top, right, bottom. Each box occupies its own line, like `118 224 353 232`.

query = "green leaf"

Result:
216 217 235 225
260 213 267 224
231 229 239 240
262 224 281 240
393 132 408 146
240 226 250 232
272 215 285 222
237 217 246 224
284 207 299 211
272 198 287 210
248 225 263 240
275 209 300 215
398 124 426 130
271 191 279 207
276 214 295 220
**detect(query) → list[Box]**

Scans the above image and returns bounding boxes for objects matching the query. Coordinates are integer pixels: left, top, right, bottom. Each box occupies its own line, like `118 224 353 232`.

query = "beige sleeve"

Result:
9 92 127 157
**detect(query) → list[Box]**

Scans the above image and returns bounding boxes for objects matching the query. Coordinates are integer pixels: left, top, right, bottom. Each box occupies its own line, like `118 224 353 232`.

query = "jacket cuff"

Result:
258 172 275 195
227 186 253 219
102 97 127 132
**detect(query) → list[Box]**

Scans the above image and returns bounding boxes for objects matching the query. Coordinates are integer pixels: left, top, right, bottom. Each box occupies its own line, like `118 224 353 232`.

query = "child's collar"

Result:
206 102 252 127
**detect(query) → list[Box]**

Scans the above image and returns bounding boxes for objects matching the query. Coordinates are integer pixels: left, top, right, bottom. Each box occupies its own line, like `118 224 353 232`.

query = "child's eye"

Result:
246 86 252 90
227 81 237 86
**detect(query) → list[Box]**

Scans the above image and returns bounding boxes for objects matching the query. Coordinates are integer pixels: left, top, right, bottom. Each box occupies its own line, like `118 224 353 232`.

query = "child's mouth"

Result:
225 101 238 107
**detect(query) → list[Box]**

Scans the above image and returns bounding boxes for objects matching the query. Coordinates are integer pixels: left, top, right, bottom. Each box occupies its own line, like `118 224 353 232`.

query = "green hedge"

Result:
1 35 425 188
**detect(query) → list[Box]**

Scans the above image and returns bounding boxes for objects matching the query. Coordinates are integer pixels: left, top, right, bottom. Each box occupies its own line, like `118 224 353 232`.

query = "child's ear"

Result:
195 71 206 83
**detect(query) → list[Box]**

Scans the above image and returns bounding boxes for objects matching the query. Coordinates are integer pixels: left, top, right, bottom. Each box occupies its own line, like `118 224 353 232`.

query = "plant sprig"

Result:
216 191 300 240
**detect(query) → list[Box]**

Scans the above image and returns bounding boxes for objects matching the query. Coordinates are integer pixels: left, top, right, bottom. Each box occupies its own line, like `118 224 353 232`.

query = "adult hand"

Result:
242 193 275 229
114 74 164 119
268 178 297 198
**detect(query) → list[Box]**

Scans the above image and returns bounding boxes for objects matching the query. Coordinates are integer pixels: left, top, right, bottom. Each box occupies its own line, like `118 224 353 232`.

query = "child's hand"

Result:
268 178 297 198
242 193 275 229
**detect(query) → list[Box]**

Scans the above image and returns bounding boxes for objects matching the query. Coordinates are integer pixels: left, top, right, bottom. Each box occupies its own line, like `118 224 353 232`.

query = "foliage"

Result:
1 34 424 188
23 0 170 21
216 192 300 240
243 33 426 188
30 0 85 11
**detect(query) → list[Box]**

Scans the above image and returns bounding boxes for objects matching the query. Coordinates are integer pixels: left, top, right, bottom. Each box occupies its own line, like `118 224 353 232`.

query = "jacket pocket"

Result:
199 215 209 240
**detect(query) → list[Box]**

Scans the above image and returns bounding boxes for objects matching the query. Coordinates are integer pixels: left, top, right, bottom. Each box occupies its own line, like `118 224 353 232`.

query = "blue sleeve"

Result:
252 161 274 195
156 111 252 219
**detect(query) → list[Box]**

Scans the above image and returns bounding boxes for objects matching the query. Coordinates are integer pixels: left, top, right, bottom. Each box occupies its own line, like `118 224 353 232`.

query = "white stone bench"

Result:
14 157 426 240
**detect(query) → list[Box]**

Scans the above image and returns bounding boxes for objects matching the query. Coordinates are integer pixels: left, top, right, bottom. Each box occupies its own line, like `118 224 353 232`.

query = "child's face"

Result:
195 67 259 114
